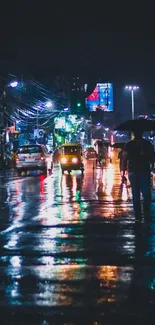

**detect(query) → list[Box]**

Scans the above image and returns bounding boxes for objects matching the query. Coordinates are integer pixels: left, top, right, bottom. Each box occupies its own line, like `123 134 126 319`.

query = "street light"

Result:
125 85 139 120
45 101 53 108
9 81 19 88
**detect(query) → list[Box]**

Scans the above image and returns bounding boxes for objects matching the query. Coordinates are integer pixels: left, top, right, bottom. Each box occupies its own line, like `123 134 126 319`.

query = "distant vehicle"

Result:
60 143 84 174
95 140 112 166
84 147 97 159
16 144 52 175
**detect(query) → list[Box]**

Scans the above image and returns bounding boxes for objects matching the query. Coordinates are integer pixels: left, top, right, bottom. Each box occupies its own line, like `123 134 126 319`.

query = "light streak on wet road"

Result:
1 154 155 324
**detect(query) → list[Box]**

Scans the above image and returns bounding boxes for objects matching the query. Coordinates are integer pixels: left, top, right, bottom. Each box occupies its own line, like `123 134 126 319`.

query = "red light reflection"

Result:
39 175 46 200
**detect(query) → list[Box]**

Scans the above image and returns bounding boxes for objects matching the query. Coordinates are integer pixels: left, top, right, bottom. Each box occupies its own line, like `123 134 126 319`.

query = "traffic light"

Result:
77 102 82 108
70 91 86 114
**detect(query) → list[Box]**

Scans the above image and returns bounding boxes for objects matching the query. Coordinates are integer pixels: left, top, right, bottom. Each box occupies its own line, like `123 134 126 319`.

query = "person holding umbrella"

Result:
121 129 154 221
114 119 155 221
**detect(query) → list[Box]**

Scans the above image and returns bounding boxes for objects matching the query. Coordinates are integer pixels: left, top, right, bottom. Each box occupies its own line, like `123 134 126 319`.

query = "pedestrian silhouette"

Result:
121 130 154 222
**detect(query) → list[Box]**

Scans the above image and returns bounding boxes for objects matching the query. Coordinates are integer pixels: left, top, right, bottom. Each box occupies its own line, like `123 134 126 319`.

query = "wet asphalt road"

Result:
1 151 155 324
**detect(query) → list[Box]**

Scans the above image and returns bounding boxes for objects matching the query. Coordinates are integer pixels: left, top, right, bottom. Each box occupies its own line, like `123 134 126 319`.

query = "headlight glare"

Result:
72 157 78 163
61 157 67 164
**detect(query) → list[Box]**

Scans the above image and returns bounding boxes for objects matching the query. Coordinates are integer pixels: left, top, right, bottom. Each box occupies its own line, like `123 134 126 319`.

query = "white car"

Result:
16 144 52 175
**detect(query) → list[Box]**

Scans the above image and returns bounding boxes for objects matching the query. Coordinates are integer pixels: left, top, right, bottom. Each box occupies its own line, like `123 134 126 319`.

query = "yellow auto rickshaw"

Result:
60 143 84 174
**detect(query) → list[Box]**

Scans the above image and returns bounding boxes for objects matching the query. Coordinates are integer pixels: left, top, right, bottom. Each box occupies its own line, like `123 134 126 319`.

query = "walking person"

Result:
53 148 60 163
121 130 154 221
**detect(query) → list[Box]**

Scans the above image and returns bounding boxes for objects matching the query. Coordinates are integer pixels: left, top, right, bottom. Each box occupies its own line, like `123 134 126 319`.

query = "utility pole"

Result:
37 108 39 130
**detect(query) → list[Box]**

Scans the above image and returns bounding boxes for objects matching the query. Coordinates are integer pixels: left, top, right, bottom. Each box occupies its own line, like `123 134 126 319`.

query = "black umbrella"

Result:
111 142 126 149
114 119 155 132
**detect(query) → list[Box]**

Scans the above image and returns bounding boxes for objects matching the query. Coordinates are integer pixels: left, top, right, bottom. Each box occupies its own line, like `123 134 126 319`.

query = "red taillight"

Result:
16 156 19 162
40 155 44 161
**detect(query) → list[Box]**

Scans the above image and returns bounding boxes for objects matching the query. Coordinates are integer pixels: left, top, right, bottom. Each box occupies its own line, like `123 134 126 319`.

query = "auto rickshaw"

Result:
60 143 84 174
95 140 111 167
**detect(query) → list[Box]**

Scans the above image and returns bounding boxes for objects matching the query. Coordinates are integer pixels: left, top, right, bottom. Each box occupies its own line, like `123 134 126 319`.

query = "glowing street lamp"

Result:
9 81 19 88
45 101 53 108
125 85 139 120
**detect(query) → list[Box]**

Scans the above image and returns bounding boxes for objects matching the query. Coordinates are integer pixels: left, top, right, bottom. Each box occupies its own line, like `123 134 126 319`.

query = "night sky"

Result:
0 2 155 118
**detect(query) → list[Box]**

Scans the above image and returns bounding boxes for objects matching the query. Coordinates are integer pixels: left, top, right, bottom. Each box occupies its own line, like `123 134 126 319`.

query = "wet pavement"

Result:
1 151 155 324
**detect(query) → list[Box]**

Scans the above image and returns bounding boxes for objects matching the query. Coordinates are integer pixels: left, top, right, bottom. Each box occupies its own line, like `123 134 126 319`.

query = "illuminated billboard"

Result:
85 83 113 112
54 117 66 129
54 115 76 132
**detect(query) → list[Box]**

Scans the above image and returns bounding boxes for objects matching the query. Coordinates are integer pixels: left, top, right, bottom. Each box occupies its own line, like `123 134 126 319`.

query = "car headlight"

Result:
72 157 78 163
61 157 67 164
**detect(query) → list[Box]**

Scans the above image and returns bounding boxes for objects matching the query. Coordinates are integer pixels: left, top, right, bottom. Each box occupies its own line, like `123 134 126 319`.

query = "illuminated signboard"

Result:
54 117 66 129
68 115 77 124
85 83 113 112
54 116 73 132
